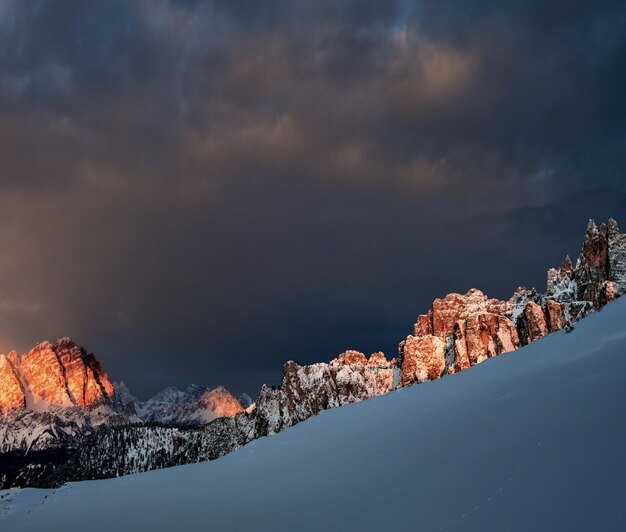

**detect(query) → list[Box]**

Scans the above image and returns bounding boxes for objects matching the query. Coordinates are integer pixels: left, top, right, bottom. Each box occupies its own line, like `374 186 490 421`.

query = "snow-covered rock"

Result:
253 354 396 437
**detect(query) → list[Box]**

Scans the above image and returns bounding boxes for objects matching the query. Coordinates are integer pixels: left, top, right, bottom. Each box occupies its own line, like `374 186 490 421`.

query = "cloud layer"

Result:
0 0 624 396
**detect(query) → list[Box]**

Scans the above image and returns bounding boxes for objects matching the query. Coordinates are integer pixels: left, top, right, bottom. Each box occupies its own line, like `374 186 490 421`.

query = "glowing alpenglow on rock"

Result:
0 353 25 414
398 219 626 387
0 339 114 414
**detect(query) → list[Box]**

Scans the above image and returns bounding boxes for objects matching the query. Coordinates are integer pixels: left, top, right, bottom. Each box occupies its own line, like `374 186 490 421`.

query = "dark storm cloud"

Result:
0 0 624 397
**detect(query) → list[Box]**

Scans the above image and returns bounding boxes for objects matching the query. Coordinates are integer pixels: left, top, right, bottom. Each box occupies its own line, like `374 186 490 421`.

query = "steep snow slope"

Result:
2 298 626 531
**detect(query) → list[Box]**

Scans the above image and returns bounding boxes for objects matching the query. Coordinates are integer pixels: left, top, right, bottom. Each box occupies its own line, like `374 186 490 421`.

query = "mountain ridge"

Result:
1 217 625 488
3 288 626 531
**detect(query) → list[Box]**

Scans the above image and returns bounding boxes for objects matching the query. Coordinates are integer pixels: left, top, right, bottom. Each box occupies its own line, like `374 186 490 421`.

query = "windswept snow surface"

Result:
2 299 626 531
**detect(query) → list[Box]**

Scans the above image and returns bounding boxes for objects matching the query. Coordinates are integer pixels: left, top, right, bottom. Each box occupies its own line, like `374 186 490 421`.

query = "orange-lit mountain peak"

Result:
0 338 115 415
200 386 244 419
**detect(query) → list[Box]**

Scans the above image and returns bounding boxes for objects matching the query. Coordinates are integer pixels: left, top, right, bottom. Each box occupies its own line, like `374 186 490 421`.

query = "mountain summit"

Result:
0 338 114 415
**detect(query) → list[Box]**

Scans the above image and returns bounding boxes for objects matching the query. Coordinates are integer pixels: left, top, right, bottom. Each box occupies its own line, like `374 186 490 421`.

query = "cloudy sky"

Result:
0 0 624 398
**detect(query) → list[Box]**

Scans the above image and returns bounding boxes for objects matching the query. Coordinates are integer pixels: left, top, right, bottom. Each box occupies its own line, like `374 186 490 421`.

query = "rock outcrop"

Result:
399 335 446 385
517 301 549 345
399 218 626 387
413 289 510 339
545 300 569 333
253 351 396 437
456 313 519 369
330 350 368 366
574 220 610 308
401 289 520 386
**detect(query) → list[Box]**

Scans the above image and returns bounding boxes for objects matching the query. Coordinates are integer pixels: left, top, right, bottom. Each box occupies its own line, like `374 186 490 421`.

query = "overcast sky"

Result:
0 0 624 398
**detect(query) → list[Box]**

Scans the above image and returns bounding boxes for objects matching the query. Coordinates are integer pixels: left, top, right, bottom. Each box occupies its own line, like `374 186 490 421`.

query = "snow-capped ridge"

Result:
2 217 626 489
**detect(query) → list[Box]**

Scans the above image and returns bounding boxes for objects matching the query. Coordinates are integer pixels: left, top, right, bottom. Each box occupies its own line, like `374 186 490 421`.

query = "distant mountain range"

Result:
1 218 625 489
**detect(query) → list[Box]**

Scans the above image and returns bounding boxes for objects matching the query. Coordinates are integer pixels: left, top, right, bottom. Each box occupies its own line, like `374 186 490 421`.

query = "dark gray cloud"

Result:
0 0 624 397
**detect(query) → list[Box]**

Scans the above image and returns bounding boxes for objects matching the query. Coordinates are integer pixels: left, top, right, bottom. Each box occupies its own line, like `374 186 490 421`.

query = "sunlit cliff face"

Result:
0 338 114 415
200 386 244 418
0 352 24 414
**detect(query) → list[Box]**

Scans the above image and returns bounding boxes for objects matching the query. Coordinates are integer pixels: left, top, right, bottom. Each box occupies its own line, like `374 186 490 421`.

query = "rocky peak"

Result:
607 218 626 296
0 338 114 416
414 289 510 340
330 350 368 366
19 341 75 408
562 255 574 276
547 256 574 288
330 350 394 368
574 219 610 307
367 352 394 368
199 386 244 419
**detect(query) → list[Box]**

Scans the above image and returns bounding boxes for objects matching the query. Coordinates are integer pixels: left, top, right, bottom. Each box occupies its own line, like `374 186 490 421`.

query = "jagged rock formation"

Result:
399 219 625 387
2 218 626 489
608 218 626 296
575 220 610 308
453 312 520 371
0 339 114 415
545 300 568 333
253 351 396 437
401 290 520 385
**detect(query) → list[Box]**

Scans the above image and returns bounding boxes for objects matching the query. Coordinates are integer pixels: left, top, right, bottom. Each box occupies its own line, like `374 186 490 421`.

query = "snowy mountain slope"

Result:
2 297 625 531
